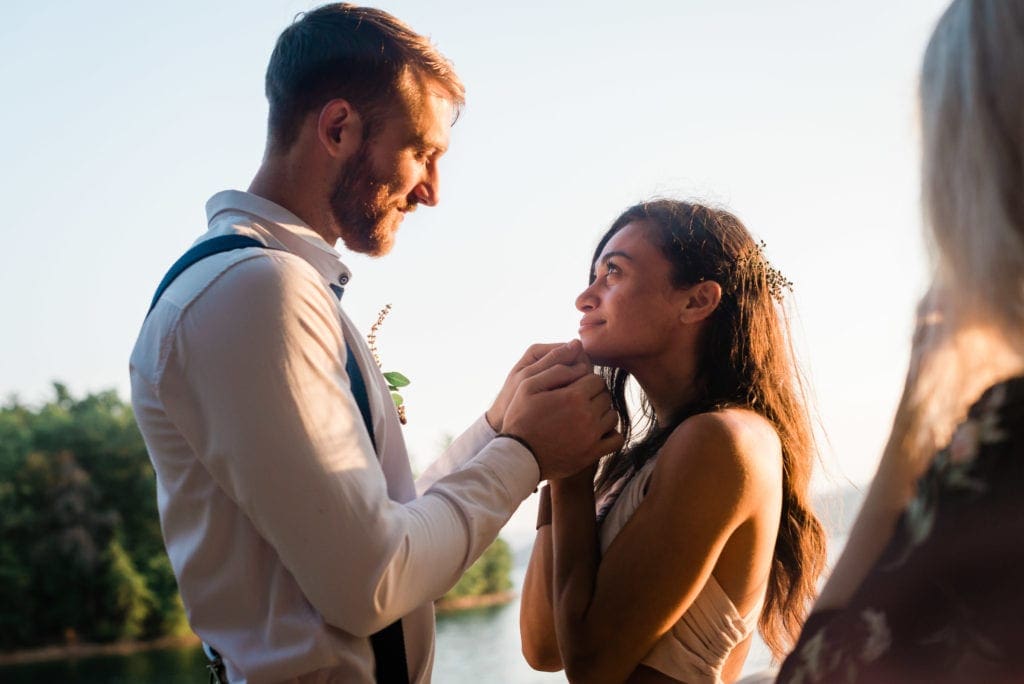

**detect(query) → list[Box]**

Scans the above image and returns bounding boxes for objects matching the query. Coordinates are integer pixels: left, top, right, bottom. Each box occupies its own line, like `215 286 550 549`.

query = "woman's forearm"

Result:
520 520 562 670
817 308 945 614
550 467 602 680
815 426 923 611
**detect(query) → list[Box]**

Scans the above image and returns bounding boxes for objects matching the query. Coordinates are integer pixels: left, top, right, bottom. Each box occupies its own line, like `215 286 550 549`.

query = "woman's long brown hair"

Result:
591 200 826 658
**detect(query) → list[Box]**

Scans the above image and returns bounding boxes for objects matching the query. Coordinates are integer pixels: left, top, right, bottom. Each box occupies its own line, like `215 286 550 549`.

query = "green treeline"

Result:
0 385 512 652
0 384 188 650
444 537 513 600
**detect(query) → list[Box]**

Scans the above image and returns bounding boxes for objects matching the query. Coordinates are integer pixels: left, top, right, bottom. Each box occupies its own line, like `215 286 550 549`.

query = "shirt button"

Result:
338 274 350 285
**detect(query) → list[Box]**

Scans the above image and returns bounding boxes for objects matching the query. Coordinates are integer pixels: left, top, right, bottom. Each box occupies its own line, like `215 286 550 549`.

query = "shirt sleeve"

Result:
156 253 539 636
415 414 498 495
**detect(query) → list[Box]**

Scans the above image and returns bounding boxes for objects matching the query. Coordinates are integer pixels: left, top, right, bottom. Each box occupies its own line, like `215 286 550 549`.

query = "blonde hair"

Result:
908 0 1024 463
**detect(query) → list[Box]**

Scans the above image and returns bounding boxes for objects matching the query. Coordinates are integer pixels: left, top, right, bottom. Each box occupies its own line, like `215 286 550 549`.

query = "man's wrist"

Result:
495 432 541 478
485 407 502 433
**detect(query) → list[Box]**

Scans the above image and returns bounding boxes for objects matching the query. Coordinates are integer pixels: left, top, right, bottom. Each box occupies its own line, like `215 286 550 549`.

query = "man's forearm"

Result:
415 414 497 495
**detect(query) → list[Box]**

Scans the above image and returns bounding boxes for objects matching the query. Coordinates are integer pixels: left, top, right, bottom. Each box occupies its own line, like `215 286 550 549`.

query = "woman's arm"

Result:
549 465 601 678
812 434 920 611
550 412 775 684
520 491 563 670
815 294 943 611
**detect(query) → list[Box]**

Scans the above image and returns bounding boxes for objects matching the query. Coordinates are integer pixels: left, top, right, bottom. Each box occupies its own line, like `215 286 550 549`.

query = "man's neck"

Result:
249 160 339 246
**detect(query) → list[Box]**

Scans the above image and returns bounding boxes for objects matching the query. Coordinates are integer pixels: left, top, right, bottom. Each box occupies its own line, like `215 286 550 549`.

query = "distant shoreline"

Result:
435 590 516 614
0 594 518 666
0 634 200 667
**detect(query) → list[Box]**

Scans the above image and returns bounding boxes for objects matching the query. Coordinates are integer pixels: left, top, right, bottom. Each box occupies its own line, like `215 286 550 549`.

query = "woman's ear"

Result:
680 280 723 323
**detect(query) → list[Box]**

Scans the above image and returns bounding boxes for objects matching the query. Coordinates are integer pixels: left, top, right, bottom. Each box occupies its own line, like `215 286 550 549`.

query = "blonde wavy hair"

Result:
907 0 1024 465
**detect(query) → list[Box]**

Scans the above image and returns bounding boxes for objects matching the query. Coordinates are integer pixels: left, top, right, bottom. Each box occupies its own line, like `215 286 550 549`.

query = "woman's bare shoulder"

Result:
650 409 782 504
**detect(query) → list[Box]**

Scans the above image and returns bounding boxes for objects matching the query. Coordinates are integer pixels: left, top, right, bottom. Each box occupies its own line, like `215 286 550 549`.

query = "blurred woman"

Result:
778 1 1024 681
520 200 826 683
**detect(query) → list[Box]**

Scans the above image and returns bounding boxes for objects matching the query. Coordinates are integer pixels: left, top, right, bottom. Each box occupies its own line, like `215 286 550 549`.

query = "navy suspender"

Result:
147 235 266 315
148 235 409 683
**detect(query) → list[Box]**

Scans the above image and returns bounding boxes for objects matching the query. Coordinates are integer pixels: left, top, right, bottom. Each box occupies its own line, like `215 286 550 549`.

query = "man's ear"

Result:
680 280 723 324
316 98 364 159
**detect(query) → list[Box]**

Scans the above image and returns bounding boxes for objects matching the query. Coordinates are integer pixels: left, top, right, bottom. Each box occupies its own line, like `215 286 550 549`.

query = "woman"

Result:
777 2 1024 682
520 200 827 683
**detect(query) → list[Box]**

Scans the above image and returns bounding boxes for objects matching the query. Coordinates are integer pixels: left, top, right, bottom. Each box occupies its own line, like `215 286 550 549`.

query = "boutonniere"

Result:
368 304 410 425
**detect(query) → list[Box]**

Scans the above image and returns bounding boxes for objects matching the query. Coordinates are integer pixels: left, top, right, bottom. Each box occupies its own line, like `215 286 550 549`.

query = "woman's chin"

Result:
580 342 615 368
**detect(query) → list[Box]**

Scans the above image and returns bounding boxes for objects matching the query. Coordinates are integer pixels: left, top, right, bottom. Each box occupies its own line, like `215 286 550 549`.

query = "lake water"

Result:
0 487 861 683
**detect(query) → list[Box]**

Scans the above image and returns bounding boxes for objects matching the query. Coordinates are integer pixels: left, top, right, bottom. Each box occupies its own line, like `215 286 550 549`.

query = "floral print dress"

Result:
777 376 1024 684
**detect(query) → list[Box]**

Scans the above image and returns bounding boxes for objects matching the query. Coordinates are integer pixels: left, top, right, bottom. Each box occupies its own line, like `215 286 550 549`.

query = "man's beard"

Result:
329 142 404 256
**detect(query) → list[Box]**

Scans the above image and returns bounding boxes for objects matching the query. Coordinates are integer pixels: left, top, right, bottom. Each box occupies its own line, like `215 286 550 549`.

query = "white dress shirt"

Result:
129 190 540 683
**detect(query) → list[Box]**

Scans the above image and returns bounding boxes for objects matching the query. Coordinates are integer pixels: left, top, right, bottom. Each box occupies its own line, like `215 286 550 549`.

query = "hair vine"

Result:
735 240 793 302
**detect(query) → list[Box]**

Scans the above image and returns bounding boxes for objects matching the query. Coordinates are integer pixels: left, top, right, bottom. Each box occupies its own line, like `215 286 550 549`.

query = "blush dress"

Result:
597 457 766 684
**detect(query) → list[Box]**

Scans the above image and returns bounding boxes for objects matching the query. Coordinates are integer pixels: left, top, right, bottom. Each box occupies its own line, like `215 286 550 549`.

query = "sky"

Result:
1 0 951 499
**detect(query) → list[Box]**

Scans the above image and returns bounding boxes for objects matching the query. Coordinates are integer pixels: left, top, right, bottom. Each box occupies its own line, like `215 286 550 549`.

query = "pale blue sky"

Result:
1 0 949 489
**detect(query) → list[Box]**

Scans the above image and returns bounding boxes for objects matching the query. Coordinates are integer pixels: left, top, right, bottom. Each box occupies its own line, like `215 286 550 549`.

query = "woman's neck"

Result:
629 353 702 429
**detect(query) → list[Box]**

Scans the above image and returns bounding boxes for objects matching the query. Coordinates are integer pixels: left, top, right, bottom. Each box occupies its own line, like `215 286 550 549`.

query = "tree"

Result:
0 385 180 650
93 539 156 642
442 537 513 601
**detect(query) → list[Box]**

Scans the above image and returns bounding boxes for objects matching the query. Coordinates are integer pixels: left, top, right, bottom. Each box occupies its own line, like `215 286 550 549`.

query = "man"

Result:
129 4 620 683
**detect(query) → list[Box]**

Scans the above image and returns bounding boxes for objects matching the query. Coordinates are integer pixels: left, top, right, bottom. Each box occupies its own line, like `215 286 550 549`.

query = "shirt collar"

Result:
205 189 352 288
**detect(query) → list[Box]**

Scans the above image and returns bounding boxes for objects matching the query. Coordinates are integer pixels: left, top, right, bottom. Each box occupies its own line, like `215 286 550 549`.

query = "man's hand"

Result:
487 342 587 432
502 353 623 481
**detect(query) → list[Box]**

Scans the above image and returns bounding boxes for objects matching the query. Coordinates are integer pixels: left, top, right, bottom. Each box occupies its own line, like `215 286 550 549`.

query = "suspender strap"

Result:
338 305 409 684
345 350 377 453
148 235 409 684
147 235 266 316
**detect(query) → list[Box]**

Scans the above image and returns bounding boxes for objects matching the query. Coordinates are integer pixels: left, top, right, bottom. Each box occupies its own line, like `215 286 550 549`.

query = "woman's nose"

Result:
575 284 597 312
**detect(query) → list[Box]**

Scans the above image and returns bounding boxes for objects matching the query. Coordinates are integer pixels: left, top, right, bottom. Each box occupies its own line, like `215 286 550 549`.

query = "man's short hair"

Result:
265 3 465 151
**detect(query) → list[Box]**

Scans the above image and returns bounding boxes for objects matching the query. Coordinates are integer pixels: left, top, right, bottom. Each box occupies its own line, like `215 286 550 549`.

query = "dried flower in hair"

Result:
736 240 793 302
367 304 410 424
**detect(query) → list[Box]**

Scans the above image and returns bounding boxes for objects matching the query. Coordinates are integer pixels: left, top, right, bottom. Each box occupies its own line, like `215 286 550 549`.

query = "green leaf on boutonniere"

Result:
368 304 409 425
384 371 411 388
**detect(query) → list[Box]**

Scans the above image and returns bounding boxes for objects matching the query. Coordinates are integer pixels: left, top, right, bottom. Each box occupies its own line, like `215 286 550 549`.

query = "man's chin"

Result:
368 223 400 257
340 237 393 258
339 219 400 257
372 215 405 256
366 238 396 258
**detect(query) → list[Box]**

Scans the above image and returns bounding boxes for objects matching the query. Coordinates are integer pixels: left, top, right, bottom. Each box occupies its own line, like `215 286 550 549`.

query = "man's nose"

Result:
412 164 439 207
